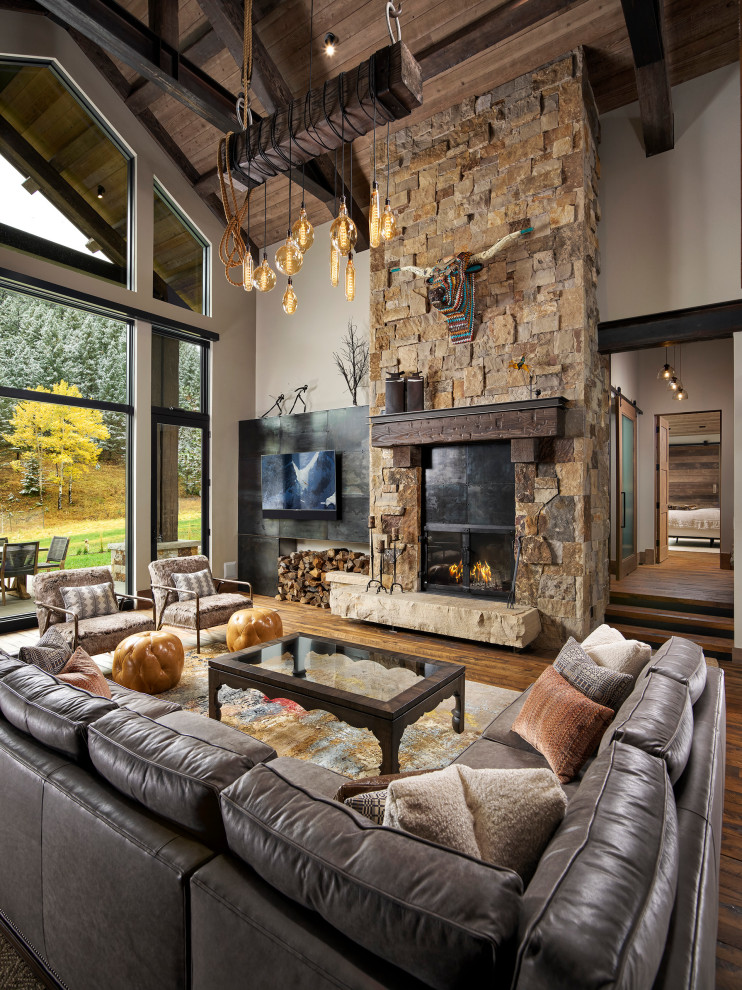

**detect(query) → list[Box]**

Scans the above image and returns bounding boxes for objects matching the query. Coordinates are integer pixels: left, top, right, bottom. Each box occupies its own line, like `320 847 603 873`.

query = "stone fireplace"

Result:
364 49 609 649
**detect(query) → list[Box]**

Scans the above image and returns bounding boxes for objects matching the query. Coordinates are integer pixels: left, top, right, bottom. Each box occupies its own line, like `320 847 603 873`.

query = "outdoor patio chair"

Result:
37 535 70 572
0 541 39 605
34 566 155 655
149 554 252 652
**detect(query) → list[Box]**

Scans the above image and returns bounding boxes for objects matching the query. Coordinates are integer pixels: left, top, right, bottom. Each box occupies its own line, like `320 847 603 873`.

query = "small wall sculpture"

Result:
392 227 532 344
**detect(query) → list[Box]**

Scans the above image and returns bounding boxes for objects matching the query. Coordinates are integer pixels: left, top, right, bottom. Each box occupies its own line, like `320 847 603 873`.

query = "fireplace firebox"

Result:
423 525 515 599
421 441 516 600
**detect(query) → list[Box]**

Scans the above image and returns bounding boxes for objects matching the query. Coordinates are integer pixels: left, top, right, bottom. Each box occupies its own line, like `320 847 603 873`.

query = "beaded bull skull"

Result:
395 228 532 344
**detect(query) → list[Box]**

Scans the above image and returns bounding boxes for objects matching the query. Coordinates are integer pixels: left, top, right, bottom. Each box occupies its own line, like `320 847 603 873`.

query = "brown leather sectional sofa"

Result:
0 636 725 990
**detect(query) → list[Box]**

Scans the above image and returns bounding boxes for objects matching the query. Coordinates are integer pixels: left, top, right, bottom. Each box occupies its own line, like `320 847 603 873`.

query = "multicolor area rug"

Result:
160 645 520 780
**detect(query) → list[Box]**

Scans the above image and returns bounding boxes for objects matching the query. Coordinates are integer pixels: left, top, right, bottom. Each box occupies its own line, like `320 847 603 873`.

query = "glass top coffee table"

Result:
208 633 466 775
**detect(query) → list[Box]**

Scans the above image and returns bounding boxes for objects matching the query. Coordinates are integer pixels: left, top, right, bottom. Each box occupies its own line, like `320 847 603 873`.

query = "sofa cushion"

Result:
161 593 249 629
156 709 276 764
642 635 707 705
53 610 156 655
18 626 72 674
481 685 542 752
108 681 182 718
0 654 26 678
56 647 112 698
0 664 116 761
88 707 263 846
513 742 679 990
383 764 566 883
599 669 693 784
61 581 118 619
554 637 634 710
512 666 613 783
220 762 523 990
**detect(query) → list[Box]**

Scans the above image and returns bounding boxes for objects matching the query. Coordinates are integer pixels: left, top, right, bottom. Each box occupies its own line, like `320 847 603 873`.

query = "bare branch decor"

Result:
333 321 369 406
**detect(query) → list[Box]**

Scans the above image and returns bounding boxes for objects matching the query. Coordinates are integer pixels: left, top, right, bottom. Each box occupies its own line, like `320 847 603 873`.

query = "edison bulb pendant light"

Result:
676 385 688 401
253 253 277 292
657 363 674 380
330 199 357 256
275 230 303 276
380 198 398 240
369 182 381 248
668 376 679 391
292 206 314 253
330 241 340 287
242 251 254 292
282 277 298 314
345 251 356 302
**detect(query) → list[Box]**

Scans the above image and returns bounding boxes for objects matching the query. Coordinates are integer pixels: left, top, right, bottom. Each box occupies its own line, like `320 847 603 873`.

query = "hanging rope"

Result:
217 0 254 286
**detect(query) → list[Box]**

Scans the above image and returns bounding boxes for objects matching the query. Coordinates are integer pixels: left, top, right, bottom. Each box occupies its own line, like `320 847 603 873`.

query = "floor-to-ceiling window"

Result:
0 285 132 626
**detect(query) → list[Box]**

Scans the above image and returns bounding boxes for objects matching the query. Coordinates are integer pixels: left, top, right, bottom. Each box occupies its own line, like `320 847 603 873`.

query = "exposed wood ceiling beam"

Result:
598 299 742 353
34 0 239 134
619 0 674 155
415 0 580 81
126 23 224 115
193 0 369 250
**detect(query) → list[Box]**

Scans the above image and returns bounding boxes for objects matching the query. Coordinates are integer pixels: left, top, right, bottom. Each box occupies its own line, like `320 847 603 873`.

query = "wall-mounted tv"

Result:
261 450 338 520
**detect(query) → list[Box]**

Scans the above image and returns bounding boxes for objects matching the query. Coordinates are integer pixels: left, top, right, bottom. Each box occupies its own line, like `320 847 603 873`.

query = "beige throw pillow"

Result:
581 623 625 651
383 764 567 882
583 638 651 680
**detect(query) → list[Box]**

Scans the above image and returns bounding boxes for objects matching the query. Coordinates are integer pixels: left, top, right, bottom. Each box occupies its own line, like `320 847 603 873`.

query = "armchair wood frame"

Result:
151 578 253 652
36 592 155 651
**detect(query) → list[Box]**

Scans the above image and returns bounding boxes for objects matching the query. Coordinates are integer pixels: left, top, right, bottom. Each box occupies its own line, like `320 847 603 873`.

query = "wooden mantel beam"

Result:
34 0 239 133
619 0 674 156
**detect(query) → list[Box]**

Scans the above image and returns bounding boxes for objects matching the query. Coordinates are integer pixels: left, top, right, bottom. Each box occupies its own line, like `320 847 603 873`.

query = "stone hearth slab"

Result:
330 587 540 649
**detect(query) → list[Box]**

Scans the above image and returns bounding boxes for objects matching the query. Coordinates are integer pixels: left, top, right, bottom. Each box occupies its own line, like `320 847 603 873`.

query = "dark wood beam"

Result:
34 0 239 133
620 0 674 156
598 300 742 354
415 0 577 81
193 0 369 249
126 24 224 115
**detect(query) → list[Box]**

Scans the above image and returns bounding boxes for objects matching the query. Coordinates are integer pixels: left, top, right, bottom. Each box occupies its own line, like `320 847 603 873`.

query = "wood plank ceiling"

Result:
5 0 739 251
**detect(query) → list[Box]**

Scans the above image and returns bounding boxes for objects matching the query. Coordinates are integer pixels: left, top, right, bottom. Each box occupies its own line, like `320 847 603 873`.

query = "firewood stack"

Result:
276 548 370 608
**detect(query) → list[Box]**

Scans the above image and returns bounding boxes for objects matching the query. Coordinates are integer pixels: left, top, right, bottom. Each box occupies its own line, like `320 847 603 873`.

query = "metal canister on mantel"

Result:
384 372 405 414
405 372 424 412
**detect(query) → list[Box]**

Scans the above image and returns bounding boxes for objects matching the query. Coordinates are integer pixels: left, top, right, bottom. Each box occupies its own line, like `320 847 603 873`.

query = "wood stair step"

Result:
609 622 733 660
609 589 732 618
606 603 733 638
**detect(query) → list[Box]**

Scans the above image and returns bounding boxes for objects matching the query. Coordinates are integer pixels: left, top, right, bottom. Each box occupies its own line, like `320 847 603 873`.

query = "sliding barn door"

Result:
655 416 669 563
615 395 638 580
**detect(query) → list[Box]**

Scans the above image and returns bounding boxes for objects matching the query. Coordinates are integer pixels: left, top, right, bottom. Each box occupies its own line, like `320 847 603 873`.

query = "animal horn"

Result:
471 227 533 264
396 265 435 277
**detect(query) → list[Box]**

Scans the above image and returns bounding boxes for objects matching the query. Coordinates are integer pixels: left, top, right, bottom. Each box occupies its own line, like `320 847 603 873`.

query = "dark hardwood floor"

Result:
0 595 738 985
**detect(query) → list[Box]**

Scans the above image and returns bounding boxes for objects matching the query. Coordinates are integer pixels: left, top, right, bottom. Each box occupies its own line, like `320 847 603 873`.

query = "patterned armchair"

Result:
34 566 155 655
149 555 252 652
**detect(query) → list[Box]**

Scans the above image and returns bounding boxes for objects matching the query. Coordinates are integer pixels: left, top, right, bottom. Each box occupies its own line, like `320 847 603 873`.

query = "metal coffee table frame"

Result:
208 632 466 775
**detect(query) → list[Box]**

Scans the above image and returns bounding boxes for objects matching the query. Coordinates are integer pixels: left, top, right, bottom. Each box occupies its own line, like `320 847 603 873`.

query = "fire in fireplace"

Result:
423 525 515 599
421 441 516 600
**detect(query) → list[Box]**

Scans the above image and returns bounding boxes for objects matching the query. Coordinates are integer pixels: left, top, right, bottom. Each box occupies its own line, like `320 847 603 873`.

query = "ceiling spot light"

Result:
97 185 105 199
324 32 338 56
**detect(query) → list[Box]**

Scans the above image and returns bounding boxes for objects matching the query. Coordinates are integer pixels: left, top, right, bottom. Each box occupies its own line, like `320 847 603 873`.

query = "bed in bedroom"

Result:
668 506 720 545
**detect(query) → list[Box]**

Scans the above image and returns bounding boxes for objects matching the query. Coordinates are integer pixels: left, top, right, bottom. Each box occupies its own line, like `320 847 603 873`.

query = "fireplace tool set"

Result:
366 516 404 594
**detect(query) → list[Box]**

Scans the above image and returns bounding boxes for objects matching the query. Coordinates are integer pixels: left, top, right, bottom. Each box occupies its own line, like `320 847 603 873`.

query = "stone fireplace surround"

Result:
361 49 609 649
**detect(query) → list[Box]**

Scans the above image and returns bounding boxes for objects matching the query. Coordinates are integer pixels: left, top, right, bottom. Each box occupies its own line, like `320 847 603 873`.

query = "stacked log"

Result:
276 548 370 608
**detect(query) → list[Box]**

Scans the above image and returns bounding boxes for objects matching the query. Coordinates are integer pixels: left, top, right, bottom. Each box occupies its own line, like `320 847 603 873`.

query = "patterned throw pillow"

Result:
18 625 72 674
172 568 216 602
60 582 118 620
344 789 387 825
554 638 634 711
512 666 614 783
56 646 112 699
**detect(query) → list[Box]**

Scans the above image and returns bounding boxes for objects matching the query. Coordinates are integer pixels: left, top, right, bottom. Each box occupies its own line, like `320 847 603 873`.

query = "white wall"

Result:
610 339 734 558
254 221 370 415
598 64 741 322
0 12 256 591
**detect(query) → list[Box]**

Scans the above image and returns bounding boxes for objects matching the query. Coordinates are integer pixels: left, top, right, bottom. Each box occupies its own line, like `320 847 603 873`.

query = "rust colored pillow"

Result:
56 647 112 699
512 666 613 783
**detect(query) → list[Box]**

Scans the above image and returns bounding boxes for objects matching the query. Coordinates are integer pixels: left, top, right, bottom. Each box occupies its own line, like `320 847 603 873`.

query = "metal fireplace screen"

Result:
423 525 515 599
